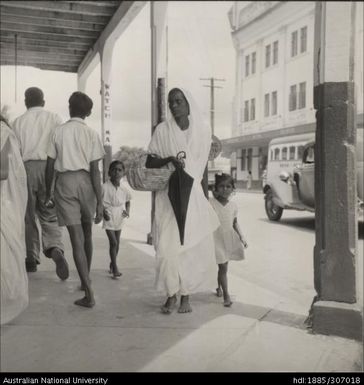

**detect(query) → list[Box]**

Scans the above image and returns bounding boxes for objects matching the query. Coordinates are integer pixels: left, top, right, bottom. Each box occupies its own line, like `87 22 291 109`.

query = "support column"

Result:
77 74 87 93
148 1 168 245
311 1 362 340
100 42 114 182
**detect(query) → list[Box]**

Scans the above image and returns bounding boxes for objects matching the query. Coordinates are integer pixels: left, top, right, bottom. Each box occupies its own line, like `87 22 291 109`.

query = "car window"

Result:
274 148 280 160
303 146 315 163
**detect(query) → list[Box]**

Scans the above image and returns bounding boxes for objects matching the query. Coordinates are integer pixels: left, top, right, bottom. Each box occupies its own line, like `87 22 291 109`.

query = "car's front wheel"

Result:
265 190 283 221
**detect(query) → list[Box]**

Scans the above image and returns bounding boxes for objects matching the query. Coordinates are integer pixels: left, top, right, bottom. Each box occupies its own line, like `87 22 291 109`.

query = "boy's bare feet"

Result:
161 295 177 314
50 247 69 281
109 262 122 278
75 286 95 308
178 295 192 313
74 297 95 308
216 287 222 297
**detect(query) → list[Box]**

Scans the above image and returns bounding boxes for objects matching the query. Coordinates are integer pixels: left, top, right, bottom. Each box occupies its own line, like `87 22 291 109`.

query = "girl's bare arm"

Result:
233 217 248 247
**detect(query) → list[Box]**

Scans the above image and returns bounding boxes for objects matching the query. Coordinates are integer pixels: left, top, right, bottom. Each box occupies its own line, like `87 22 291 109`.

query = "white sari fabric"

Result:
148 88 220 296
1 122 28 324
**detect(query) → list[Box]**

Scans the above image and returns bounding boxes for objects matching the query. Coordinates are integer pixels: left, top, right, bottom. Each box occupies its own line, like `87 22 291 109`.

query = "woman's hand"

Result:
167 156 185 169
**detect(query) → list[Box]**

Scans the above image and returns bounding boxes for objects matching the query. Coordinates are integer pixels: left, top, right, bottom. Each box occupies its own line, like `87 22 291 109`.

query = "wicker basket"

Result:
126 154 174 191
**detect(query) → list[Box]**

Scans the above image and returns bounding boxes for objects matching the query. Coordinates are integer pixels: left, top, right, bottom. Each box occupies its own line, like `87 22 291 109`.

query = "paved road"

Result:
231 191 363 308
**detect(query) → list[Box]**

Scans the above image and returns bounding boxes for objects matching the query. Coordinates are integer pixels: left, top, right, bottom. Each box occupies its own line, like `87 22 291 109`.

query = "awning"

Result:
0 1 124 73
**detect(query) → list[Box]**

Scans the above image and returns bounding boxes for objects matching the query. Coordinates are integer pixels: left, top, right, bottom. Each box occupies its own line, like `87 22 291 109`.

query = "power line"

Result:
200 77 225 136
200 77 225 168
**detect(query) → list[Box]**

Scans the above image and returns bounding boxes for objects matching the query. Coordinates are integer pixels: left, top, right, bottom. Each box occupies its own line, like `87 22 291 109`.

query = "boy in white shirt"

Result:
102 160 132 278
45 92 105 308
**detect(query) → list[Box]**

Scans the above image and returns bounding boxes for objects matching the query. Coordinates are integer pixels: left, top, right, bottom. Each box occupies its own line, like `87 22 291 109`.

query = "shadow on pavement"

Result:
1 239 312 372
259 216 315 233
260 216 364 239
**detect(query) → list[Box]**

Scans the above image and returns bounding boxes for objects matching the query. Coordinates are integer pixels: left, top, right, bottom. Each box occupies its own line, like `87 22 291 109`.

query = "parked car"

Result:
263 131 364 221
261 169 267 191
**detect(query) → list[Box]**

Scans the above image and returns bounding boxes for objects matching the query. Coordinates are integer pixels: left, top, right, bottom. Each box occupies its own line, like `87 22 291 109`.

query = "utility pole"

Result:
200 77 225 168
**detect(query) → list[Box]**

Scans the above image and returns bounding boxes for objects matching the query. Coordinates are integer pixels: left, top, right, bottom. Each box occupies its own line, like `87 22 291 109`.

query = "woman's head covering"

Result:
167 87 211 163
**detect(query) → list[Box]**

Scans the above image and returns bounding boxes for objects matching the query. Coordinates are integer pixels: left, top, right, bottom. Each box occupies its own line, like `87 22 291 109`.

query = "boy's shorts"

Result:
54 170 96 226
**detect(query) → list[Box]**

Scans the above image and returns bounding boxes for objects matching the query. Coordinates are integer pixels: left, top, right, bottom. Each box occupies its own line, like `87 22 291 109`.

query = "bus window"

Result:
282 147 288 160
274 148 280 160
289 146 295 160
297 145 304 160
270 149 274 160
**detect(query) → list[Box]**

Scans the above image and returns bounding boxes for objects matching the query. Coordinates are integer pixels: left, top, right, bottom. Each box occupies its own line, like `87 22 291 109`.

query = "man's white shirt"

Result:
12 106 63 161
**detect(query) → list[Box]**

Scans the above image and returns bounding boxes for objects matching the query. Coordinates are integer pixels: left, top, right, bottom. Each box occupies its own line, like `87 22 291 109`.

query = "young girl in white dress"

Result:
210 173 248 307
102 160 132 278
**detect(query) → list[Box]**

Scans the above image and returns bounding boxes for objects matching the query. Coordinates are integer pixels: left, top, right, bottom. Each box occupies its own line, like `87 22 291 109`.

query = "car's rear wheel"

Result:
265 190 283 221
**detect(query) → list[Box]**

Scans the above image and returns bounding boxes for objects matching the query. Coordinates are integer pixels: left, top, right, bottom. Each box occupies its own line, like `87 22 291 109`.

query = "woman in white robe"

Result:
1 117 28 324
147 88 220 313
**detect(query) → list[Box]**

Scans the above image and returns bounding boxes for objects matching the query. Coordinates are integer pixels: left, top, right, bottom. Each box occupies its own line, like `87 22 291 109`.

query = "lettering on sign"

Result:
103 83 111 144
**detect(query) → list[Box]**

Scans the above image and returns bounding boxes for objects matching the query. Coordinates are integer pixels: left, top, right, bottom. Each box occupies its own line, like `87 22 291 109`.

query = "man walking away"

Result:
13 87 68 280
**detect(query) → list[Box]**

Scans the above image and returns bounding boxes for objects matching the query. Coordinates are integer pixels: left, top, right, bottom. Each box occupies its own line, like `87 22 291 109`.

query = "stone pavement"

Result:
0 192 363 373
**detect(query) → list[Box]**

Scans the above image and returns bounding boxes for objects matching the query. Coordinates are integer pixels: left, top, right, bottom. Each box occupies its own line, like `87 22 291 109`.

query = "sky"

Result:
0 1 235 153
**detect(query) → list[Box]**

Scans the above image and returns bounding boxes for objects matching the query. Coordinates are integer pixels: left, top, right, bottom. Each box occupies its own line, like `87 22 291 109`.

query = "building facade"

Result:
223 1 364 188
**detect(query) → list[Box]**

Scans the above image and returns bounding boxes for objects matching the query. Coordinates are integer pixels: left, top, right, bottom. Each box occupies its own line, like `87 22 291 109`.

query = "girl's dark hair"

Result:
69 91 93 118
108 160 125 176
214 173 235 190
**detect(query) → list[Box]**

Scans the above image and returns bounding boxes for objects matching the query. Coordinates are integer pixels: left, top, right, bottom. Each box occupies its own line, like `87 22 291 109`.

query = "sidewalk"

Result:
0 193 362 372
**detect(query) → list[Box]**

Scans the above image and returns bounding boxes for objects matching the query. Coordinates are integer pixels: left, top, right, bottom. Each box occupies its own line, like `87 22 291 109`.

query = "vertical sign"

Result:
103 81 112 146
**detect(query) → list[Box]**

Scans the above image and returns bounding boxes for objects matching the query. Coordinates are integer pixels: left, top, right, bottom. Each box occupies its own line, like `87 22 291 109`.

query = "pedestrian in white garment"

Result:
12 87 68 280
146 87 220 314
1 114 28 325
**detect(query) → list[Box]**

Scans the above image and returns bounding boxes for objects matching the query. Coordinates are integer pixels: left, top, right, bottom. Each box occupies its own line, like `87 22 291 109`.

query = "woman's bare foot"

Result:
178 295 192 313
216 287 222 297
161 295 177 314
223 294 233 307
